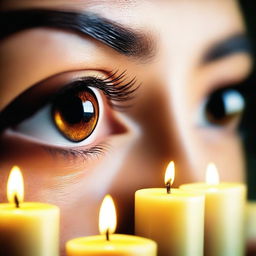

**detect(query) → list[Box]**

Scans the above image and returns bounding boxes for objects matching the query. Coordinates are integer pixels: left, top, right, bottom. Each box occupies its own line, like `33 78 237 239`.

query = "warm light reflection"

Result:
164 161 175 185
99 195 117 237
7 166 24 204
206 163 220 185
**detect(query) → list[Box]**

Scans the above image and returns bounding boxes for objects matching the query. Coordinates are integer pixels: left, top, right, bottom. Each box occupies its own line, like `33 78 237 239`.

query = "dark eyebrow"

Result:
203 33 253 63
0 9 154 59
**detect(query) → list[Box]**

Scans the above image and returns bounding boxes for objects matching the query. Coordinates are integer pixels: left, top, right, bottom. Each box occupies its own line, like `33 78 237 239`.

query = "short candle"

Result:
0 166 60 256
66 195 157 256
180 163 247 256
135 161 205 256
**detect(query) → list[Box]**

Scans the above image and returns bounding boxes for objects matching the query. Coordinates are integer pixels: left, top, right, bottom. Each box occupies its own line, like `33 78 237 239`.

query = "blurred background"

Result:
239 0 256 200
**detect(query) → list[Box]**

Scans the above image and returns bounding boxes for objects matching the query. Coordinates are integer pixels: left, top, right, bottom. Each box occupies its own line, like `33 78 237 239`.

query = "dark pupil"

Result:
206 91 226 121
56 95 94 124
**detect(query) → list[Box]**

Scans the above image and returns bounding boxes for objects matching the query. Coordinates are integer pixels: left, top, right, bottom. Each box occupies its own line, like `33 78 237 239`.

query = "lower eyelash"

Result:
41 143 110 161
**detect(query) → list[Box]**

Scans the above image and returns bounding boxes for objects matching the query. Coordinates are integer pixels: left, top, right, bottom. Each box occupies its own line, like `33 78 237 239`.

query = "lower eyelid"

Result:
41 142 111 162
2 127 111 162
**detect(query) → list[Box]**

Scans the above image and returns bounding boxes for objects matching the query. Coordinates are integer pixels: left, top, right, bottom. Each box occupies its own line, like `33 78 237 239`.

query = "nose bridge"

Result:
155 17 208 184
136 66 197 185
164 66 198 184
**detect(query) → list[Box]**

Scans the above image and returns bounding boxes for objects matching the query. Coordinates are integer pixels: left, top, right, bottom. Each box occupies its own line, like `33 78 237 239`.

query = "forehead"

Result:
0 0 246 76
1 0 244 45
0 0 137 9
1 0 243 30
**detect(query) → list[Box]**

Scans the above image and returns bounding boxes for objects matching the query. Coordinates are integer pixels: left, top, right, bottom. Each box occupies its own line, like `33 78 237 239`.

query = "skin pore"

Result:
0 0 253 255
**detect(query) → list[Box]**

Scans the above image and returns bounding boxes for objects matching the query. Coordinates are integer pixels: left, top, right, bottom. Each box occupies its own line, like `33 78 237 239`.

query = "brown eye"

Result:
52 87 99 142
204 89 245 126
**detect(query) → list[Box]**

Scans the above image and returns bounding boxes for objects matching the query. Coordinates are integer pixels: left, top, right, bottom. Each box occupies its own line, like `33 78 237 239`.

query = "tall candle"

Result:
135 161 205 256
180 163 246 256
66 195 157 256
0 166 60 256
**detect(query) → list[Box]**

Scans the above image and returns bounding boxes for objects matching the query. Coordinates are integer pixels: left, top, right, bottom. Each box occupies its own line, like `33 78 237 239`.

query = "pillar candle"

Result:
0 166 60 256
180 163 246 256
135 161 205 256
66 195 157 256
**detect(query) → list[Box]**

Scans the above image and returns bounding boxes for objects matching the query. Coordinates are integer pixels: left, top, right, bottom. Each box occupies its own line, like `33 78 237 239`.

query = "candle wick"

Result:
106 229 110 241
14 194 20 208
166 181 171 194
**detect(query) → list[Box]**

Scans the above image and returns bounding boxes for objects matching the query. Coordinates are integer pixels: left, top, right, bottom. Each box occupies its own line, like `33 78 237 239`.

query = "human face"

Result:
0 0 253 254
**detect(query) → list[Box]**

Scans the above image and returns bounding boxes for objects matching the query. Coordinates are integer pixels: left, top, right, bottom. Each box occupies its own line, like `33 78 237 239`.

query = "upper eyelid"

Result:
0 70 139 131
41 70 139 108
196 54 253 101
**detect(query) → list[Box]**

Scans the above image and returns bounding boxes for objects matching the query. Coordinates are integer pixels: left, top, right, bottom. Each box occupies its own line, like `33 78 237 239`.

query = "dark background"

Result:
239 0 256 200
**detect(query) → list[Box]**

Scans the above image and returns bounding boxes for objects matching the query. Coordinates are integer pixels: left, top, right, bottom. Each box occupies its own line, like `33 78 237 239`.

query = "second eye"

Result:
198 88 245 128
52 86 99 142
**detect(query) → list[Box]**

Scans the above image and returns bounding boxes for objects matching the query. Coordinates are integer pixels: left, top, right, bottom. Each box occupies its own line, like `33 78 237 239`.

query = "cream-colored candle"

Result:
180 163 246 256
66 195 157 256
246 201 256 253
135 161 205 256
0 166 60 256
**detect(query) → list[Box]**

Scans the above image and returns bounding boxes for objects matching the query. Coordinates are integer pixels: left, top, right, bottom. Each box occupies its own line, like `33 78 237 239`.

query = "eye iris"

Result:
205 89 244 126
52 88 99 142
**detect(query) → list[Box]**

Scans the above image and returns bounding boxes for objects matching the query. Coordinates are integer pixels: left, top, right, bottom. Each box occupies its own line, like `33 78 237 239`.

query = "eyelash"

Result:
74 70 139 110
42 142 110 161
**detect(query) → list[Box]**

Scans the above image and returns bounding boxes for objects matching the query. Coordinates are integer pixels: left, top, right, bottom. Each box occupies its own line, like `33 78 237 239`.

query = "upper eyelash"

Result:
76 70 140 110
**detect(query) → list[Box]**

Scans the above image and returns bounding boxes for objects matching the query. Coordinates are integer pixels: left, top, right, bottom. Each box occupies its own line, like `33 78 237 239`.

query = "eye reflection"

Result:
52 87 99 142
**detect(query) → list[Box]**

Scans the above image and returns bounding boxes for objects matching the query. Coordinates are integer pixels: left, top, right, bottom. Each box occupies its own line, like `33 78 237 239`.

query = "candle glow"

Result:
7 166 24 205
164 161 175 185
205 163 219 185
99 195 117 239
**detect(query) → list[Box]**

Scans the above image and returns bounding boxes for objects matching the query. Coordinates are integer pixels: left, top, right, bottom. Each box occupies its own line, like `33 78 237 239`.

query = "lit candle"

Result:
66 194 157 256
0 166 60 256
180 163 246 256
135 161 205 256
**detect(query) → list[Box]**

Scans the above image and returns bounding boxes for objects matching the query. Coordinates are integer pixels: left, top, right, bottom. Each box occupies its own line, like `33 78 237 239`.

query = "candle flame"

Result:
164 161 175 185
99 195 117 236
7 166 24 204
206 163 219 185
